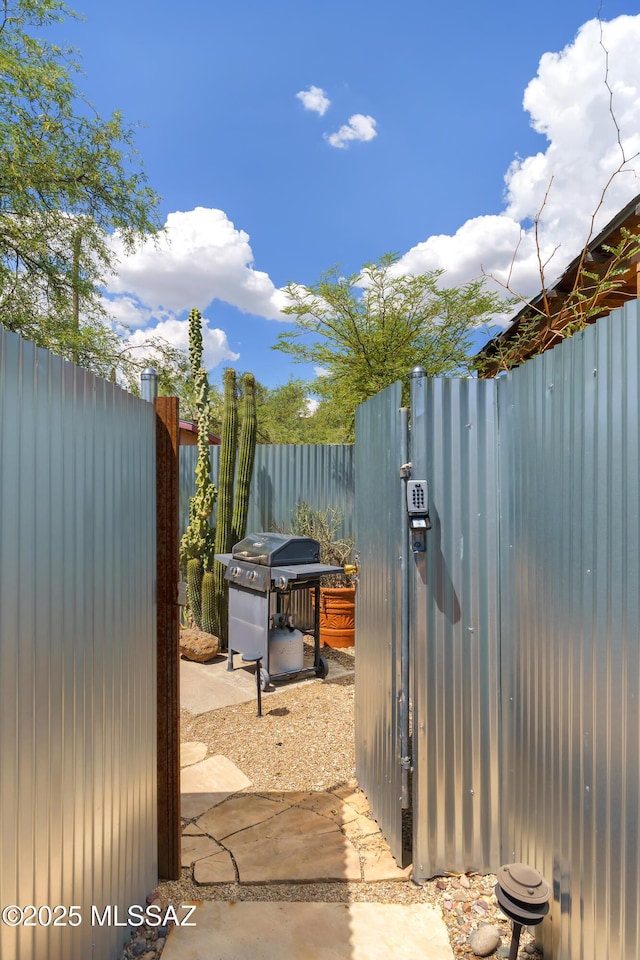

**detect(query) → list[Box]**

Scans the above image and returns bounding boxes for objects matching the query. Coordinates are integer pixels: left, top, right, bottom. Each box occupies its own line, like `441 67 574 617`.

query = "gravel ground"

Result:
120 641 543 960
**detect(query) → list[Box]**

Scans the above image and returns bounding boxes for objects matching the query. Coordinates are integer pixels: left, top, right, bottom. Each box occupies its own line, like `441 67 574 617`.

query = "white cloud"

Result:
127 316 239 372
105 207 288 324
396 14 640 320
325 114 377 149
296 85 331 116
314 366 331 377
304 398 320 416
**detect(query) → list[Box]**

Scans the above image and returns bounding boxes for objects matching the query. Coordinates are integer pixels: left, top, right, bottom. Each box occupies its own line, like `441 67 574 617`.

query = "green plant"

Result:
180 308 217 629
180 312 258 644
212 368 238 641
232 373 258 545
288 502 355 587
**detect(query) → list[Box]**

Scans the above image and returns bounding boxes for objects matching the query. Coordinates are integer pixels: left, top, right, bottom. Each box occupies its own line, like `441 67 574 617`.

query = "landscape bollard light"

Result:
494 862 551 960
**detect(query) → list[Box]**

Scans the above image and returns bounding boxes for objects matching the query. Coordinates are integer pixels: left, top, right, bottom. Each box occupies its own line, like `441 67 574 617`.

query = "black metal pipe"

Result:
509 922 523 960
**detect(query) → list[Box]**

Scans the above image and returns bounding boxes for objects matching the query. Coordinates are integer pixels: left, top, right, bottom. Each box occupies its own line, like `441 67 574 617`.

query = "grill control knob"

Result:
231 566 241 578
274 575 287 590
248 570 257 582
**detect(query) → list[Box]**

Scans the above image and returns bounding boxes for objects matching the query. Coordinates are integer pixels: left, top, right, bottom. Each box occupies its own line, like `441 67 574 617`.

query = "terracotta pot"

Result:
318 586 356 648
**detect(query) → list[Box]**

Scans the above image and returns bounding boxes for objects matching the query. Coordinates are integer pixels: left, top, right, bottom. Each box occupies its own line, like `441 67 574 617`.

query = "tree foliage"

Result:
0 0 173 386
274 254 510 435
209 375 348 444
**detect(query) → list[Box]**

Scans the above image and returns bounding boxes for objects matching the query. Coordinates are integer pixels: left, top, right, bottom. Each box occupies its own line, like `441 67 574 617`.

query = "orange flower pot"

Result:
318 586 356 648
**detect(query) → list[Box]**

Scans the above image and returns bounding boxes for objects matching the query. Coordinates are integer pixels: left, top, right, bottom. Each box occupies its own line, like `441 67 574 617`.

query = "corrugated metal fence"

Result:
354 382 405 864
498 303 640 960
0 329 157 960
410 375 502 879
180 442 354 541
355 301 640 960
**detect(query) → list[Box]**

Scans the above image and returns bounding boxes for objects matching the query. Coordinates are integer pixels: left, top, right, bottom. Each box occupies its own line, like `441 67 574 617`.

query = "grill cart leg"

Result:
312 582 329 679
242 654 263 717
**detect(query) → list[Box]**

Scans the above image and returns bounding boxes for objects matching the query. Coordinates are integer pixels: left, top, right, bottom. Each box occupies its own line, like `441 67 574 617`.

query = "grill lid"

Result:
231 532 320 566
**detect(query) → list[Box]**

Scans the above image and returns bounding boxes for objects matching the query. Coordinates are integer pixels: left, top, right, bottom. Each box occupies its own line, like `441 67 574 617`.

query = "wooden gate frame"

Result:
155 397 181 879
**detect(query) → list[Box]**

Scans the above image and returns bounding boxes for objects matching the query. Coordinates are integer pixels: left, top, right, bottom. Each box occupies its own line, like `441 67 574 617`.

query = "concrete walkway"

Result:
167 655 454 959
161 902 453 960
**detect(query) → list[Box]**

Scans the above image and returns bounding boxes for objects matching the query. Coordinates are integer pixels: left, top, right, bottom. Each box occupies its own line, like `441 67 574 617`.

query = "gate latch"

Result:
406 479 431 552
400 755 413 772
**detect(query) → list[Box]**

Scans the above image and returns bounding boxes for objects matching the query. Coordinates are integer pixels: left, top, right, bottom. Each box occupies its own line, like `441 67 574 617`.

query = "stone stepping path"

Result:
180 745 411 885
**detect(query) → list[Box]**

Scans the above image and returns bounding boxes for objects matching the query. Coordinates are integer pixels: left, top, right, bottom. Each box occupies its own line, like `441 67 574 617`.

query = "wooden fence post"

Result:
155 397 181 880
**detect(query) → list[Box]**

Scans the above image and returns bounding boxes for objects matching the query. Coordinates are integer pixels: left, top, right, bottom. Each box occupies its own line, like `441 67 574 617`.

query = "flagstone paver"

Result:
180 741 208 767
341 813 384 842
230 832 362 883
196 794 290 840
331 785 371 814
362 848 413 882
295 789 361 824
229 805 342 846
180 760 411 888
192 850 237 884
182 822 206 836
180 755 252 819
181 836 226 868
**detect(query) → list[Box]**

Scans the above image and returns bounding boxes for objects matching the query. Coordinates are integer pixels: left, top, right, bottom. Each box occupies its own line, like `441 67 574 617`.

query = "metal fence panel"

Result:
499 302 640 960
0 329 157 960
180 443 354 542
354 382 405 863
411 375 502 880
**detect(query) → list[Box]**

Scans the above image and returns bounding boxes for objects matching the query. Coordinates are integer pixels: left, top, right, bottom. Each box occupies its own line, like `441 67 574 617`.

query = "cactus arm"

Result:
212 368 238 643
232 372 257 545
186 557 204 630
200 571 217 636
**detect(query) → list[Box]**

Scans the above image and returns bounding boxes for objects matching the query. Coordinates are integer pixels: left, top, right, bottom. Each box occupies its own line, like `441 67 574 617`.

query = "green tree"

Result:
274 253 511 435
243 376 348 444
0 0 168 383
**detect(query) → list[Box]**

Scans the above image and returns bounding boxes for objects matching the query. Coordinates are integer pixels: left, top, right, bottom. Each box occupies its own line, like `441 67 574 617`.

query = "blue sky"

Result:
57 1 640 389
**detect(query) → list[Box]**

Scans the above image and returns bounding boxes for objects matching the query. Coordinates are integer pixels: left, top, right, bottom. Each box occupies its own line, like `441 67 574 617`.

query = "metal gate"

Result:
410 373 501 880
354 303 640 960
354 382 407 864
354 374 501 878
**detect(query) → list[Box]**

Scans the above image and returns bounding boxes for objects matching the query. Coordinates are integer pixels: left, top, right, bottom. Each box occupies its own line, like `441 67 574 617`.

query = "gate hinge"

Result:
400 755 413 772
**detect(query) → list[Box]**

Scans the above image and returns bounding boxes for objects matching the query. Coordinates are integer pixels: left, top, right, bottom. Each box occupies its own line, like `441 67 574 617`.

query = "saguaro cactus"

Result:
232 372 257 545
180 308 217 629
212 368 238 642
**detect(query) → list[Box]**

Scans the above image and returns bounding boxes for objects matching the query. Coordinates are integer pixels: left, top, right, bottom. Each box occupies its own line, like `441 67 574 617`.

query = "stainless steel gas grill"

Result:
215 532 344 689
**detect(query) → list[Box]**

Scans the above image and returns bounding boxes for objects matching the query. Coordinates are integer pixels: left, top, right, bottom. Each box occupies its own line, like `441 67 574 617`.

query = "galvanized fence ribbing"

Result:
401 301 640 958
410 375 502 880
354 382 405 864
0 329 157 960
180 442 354 541
499 302 640 960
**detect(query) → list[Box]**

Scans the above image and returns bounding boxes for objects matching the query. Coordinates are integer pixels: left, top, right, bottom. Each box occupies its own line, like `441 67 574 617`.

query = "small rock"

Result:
179 627 220 662
524 946 538 956
497 948 511 959
436 879 448 890
469 923 502 957
459 874 471 888
130 937 149 957
156 938 166 953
